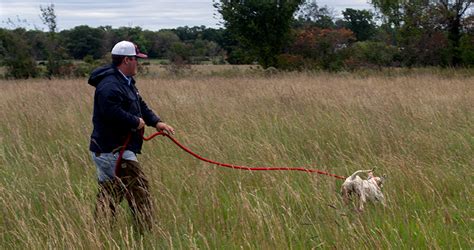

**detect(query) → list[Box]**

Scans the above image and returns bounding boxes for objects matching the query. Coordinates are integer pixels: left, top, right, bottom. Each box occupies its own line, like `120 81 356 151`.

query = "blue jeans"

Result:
90 150 138 182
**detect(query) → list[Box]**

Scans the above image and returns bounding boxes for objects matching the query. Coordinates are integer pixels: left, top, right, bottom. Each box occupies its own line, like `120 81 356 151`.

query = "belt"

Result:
93 146 127 157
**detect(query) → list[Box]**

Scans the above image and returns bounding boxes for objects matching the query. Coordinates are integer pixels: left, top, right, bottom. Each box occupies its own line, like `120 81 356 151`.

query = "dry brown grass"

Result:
0 70 473 248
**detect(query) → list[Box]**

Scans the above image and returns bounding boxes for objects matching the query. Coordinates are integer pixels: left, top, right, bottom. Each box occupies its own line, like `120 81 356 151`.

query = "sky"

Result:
0 0 373 31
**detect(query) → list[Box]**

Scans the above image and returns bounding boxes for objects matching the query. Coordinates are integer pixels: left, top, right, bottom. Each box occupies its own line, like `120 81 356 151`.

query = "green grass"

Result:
0 71 473 248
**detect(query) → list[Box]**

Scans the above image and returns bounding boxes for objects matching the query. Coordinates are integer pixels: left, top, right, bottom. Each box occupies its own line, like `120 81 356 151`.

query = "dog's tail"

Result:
349 168 375 180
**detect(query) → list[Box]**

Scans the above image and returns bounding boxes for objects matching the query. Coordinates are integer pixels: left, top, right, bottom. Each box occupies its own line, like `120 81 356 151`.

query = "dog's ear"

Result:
368 171 374 179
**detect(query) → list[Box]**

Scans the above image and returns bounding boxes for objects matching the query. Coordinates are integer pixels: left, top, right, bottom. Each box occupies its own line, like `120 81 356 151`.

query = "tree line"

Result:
0 24 229 78
0 0 472 78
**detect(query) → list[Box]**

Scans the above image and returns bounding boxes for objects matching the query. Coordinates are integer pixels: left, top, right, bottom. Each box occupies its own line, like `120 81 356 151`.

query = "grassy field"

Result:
0 70 473 248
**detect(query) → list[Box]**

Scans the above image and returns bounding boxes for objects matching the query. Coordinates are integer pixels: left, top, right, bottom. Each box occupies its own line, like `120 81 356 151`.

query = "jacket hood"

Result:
88 64 117 87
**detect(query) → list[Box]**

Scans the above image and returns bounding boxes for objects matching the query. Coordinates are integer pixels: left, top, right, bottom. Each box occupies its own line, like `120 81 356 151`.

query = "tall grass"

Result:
0 71 473 249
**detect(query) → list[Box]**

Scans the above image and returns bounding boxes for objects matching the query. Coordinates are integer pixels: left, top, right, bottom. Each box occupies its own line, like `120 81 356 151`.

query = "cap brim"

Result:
136 53 148 58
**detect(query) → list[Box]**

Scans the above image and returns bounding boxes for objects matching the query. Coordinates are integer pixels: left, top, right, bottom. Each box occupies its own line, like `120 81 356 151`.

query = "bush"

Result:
460 34 474 66
54 55 102 78
211 56 226 65
290 27 355 71
165 56 192 76
276 54 306 71
226 47 255 65
345 41 399 69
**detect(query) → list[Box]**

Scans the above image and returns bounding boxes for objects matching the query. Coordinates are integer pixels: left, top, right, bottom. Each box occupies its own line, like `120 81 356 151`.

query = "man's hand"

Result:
137 118 145 130
156 122 175 135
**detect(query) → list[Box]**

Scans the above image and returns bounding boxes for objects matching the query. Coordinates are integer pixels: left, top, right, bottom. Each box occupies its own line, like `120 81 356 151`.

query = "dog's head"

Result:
368 172 386 188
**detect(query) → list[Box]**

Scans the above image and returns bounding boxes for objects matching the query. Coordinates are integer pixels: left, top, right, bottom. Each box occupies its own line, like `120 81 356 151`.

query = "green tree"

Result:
154 31 181 58
370 0 403 29
341 8 376 41
40 4 69 77
220 29 254 64
112 27 149 53
172 26 206 41
459 33 474 65
169 42 192 63
295 0 335 28
0 29 38 78
62 25 105 59
202 28 226 46
371 0 472 66
25 30 48 60
99 25 119 57
396 2 451 66
40 4 57 34
215 0 304 68
436 0 472 65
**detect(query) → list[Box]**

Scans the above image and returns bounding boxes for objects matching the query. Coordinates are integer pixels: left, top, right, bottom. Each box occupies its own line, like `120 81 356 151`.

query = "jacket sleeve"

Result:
139 96 161 127
96 83 140 129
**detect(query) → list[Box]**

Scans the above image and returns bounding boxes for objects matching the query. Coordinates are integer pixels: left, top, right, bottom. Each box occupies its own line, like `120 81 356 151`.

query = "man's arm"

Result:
138 96 175 134
138 96 161 126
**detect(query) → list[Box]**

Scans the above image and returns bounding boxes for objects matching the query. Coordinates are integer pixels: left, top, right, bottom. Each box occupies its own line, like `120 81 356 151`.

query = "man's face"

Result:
123 56 138 76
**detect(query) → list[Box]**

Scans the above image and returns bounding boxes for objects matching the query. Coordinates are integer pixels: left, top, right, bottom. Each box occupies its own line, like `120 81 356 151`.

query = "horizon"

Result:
0 0 373 31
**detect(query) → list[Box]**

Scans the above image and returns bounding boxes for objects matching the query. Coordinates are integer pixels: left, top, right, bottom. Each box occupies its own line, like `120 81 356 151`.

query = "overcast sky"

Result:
0 0 373 31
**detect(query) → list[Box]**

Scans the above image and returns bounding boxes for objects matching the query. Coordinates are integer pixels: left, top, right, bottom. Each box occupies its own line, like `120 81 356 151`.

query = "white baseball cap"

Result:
111 41 148 58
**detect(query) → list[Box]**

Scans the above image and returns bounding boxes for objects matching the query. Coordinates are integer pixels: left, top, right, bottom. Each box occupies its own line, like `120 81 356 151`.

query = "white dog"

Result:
341 169 386 211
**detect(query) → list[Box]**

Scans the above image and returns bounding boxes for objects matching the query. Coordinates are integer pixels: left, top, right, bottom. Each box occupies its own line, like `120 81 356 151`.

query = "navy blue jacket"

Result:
88 64 161 153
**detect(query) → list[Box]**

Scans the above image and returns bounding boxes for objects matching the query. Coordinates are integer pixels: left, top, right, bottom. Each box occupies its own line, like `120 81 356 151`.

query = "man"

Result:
88 40 174 230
